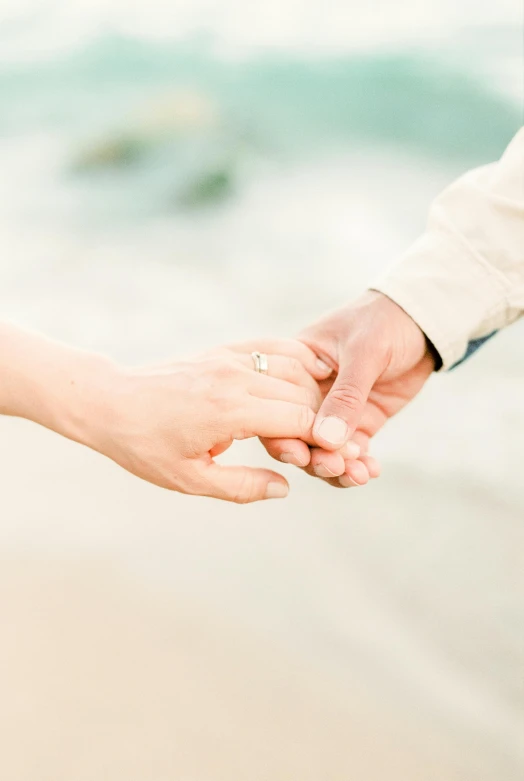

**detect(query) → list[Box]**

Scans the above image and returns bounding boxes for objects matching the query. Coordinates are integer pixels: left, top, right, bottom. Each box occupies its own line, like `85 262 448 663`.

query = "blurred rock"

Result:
73 89 218 171
176 162 235 207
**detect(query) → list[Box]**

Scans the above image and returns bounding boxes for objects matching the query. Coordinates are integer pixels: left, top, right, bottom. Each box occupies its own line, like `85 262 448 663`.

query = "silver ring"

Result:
251 351 269 375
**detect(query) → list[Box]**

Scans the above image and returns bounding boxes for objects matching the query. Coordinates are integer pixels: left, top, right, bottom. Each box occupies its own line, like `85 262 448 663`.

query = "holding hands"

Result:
0 293 435 503
263 292 436 488
102 290 436 502
5 134 523 502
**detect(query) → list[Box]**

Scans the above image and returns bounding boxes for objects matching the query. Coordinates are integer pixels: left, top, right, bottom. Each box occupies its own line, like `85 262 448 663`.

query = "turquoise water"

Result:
1 36 519 150
0 36 520 216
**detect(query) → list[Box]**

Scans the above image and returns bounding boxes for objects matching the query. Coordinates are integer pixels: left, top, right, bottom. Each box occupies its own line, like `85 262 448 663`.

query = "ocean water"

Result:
0 17 520 343
0 4 523 779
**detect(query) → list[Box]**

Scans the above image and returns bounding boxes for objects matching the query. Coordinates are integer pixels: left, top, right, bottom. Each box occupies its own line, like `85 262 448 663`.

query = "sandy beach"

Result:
0 556 477 781
1 404 522 780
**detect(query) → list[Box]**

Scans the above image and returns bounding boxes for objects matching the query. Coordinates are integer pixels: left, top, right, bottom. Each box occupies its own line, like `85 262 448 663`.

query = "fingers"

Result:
308 431 380 487
234 398 316 441
312 343 384 450
351 430 371 455
224 349 325 412
249 372 322 411
261 436 381 490
199 462 290 504
339 459 370 487
359 455 382 479
260 437 312 468
228 339 333 381
236 353 323 398
300 456 370 489
308 430 368 477
274 434 380 490
309 447 346 479
322 453 381 488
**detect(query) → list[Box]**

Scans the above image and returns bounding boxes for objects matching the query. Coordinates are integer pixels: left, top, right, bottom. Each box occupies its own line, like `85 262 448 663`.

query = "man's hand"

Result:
262 291 436 487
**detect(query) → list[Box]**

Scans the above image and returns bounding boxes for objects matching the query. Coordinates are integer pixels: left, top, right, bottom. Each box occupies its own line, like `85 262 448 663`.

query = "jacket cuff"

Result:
371 230 508 371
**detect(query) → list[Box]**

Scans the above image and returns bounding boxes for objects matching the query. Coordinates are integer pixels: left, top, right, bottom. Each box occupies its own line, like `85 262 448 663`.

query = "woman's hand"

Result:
0 321 330 502
90 340 330 503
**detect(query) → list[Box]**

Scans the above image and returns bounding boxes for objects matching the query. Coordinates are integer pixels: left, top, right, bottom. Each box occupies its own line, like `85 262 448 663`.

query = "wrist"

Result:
5 328 121 451
53 352 121 453
362 289 436 370
0 322 130 457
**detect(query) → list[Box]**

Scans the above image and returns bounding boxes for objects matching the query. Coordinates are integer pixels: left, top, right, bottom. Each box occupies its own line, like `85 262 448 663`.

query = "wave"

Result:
0 34 519 163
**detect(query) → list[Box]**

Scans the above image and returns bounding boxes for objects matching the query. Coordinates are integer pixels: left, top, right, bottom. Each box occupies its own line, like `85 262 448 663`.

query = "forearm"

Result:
0 320 113 450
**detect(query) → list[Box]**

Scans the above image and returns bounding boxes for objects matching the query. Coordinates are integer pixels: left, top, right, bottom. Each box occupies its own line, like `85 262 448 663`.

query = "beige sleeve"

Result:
373 127 524 369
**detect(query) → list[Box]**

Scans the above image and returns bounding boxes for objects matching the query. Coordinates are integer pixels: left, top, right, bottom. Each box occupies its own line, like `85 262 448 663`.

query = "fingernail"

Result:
341 441 361 460
314 464 339 479
265 482 289 499
339 476 360 488
316 416 348 447
316 358 332 374
280 452 308 467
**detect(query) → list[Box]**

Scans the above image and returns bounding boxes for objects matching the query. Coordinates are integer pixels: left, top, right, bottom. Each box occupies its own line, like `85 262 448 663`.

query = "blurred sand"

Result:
0 559 469 781
0 413 522 781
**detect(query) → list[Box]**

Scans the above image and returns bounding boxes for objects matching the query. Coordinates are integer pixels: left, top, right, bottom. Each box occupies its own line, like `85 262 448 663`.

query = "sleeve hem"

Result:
370 281 461 371
370 231 509 371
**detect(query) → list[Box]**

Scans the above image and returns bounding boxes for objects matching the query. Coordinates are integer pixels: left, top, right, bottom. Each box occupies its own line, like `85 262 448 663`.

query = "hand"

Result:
262 292 436 487
89 339 330 503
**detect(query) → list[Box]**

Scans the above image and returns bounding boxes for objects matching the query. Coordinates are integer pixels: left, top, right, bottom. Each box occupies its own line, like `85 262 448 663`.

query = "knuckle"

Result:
211 388 237 415
230 422 253 441
297 403 315 434
286 357 302 379
232 471 257 504
293 341 314 366
303 387 319 411
329 382 365 413
211 358 239 382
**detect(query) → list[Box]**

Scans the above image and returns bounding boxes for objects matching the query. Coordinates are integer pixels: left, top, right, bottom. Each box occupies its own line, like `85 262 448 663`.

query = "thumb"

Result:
313 342 383 450
200 462 290 504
